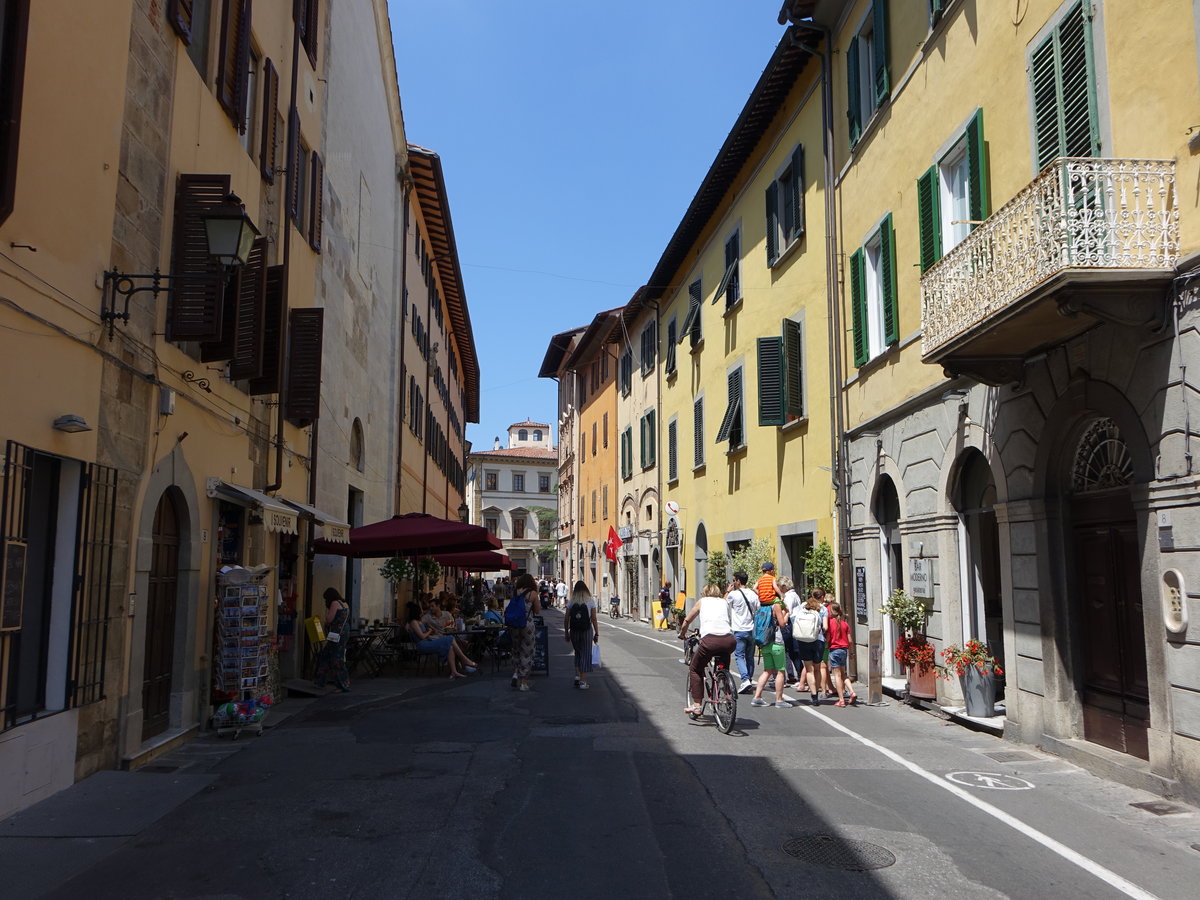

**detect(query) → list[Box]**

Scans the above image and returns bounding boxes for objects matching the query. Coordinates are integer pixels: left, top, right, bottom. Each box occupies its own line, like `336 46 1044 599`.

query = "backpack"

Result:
504 591 528 629
568 601 591 632
792 605 821 642
752 603 777 648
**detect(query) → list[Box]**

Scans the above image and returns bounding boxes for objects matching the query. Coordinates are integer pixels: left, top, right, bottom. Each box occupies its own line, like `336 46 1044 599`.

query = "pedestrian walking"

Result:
659 582 674 630
826 602 857 706
556 578 568 608
564 580 599 689
726 571 759 693
789 587 826 706
749 590 792 709
505 573 542 691
313 587 351 692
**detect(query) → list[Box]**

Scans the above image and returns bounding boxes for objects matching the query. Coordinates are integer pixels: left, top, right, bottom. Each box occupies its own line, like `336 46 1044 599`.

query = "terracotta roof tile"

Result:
472 447 558 460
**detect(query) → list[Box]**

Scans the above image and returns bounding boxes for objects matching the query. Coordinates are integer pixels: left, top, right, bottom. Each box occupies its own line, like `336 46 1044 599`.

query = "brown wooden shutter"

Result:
284 307 323 425
287 108 302 222
199 267 238 361
249 265 285 395
298 0 319 67
259 58 278 184
216 0 251 132
167 0 195 43
308 150 323 251
228 237 267 379
168 173 230 341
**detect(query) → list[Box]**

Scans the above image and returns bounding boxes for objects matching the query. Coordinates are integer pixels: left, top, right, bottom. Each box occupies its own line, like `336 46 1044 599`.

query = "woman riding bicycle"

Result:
677 583 736 717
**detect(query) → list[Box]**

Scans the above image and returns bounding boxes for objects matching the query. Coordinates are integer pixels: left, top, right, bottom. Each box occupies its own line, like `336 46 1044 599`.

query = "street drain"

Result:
982 750 1039 763
1130 800 1187 816
782 835 896 871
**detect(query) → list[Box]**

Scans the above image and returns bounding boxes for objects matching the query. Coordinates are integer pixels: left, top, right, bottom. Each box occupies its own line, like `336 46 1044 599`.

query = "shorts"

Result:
760 642 787 671
828 647 848 669
792 639 823 663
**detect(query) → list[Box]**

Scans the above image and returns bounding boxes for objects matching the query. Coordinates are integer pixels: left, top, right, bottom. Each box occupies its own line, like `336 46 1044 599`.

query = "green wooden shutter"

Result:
668 419 678 481
757 336 785 427
917 166 942 273
765 181 779 265
880 214 899 345
693 397 704 467
1031 1 1098 170
783 318 804 418
638 416 646 469
791 145 805 238
647 410 656 466
965 108 989 225
850 248 867 367
930 0 946 25
847 36 861 145
717 369 744 445
873 0 890 103
665 319 677 373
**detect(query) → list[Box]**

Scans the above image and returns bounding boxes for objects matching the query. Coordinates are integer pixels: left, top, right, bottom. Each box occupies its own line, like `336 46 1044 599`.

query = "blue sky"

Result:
388 1 791 450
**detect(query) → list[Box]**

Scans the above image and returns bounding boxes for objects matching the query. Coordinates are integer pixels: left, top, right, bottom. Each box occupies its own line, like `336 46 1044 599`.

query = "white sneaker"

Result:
738 680 754 694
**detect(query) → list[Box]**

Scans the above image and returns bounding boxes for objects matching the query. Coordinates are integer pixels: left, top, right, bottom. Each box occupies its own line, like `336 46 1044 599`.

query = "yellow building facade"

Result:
652 31 836 601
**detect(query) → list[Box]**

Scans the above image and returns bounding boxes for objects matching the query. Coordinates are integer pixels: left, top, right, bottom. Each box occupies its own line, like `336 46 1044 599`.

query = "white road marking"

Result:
946 771 1034 791
804 707 1161 900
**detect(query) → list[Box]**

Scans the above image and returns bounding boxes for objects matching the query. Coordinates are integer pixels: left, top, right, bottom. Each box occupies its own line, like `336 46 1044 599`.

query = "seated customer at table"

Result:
421 599 454 634
406 602 477 679
482 599 504 625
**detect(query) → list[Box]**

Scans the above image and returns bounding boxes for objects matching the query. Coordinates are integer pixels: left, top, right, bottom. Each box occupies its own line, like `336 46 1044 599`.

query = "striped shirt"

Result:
755 574 778 605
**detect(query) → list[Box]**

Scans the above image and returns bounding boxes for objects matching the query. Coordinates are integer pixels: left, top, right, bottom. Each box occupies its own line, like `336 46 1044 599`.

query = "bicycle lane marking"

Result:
801 707 1160 900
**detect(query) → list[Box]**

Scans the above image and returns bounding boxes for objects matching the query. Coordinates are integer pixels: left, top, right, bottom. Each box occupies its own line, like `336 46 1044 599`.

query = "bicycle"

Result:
608 595 621 619
681 630 737 733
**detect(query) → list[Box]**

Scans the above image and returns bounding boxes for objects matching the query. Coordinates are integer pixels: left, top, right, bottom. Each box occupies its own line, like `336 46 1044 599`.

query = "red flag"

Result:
604 525 623 562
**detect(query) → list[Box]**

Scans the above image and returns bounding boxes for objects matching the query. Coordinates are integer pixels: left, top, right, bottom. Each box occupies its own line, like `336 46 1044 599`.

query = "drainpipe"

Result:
790 19 854 677
396 177 411 511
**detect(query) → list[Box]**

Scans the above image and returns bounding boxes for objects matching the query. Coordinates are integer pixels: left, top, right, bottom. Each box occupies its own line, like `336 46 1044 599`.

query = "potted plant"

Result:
879 589 935 699
379 555 414 619
939 639 1003 717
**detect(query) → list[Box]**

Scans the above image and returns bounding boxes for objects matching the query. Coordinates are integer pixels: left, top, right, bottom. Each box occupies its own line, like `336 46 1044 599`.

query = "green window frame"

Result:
678 278 703 348
620 427 633 480
847 0 890 147
667 418 678 482
757 319 805 426
850 213 898 368
1030 0 1099 171
714 231 741 309
917 108 988 273
665 317 677 375
693 396 704 468
715 367 744 448
766 145 805 266
640 409 656 469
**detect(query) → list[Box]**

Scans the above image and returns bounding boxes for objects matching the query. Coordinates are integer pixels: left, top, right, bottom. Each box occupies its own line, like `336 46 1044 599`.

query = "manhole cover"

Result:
1130 800 1187 816
782 835 896 871
982 750 1039 763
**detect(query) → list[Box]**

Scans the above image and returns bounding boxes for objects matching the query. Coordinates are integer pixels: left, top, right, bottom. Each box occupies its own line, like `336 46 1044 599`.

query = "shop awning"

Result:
434 550 514 571
206 479 298 535
278 498 351 543
311 512 502 558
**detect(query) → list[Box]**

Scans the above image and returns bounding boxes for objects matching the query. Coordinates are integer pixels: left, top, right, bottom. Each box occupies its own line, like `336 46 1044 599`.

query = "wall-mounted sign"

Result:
910 557 933 599
855 566 868 619
665 500 679 516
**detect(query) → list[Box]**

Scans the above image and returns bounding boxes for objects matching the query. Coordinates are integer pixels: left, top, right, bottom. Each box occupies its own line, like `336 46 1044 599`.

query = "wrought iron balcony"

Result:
920 158 1179 383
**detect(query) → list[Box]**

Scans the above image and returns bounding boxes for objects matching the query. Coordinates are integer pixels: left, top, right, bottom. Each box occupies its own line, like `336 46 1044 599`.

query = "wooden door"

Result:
142 492 179 741
1071 492 1149 759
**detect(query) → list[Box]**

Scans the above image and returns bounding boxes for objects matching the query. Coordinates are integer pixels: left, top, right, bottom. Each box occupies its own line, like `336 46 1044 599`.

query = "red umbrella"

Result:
434 549 513 570
311 513 501 558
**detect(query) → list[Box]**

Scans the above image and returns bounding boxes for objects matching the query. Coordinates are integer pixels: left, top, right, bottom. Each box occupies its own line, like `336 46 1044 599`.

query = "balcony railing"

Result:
921 158 1179 359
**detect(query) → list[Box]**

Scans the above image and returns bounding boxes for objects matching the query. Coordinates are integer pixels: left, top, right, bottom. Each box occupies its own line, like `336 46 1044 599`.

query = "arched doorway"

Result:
953 450 1005 697
1068 418 1149 759
142 491 180 741
874 476 902 675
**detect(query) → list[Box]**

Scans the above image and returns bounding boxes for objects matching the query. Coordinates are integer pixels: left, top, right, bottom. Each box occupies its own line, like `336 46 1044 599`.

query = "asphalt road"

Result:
8 608 1199 899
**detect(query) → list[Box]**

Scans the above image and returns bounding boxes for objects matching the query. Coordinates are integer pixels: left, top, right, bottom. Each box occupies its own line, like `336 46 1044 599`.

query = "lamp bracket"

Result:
101 268 180 340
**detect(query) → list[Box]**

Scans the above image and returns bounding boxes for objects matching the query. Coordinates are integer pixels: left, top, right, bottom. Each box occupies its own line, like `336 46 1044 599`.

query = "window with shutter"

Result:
850 247 868 367
603 412 609 448
620 350 631 396
880 213 898 345
639 415 646 470
298 0 319 67
287 109 303 223
641 322 656 375
249 265 285 395
308 151 324 251
644 410 656 467
852 215 898 368
284 308 324 426
228 237 267 379
715 231 741 309
665 317 677 375
693 397 704 468
216 0 251 133
783 318 804 420
259 58 278 184
168 174 230 342
846 35 862 146
667 418 678 482
1030 1 1098 171
847 0 889 146
167 0 195 43
678 279 703 347
0 2 25 226
917 165 942 273
765 181 779 266
766 145 806 267
715 368 744 448
965 109 988 225
872 0 890 104
757 336 785 427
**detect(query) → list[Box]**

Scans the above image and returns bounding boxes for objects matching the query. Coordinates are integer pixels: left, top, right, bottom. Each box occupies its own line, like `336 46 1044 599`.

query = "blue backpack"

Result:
504 590 528 628
753 603 777 648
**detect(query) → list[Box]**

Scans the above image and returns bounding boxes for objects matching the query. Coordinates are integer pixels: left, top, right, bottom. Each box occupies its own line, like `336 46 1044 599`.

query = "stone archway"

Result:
142 490 180 741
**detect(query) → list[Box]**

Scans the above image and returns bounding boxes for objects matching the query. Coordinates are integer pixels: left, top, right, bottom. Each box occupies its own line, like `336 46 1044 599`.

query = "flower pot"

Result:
907 664 937 699
959 667 997 717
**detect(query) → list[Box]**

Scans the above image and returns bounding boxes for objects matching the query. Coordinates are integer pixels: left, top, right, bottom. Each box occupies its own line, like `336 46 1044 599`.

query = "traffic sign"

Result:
945 771 1034 791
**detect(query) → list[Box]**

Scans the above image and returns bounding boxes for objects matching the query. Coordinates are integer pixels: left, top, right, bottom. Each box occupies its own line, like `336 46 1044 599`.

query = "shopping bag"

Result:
591 643 601 668
325 631 340 643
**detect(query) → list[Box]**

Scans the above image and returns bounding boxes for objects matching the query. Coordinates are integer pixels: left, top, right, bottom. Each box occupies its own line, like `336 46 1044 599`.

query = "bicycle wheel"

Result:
712 668 738 734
